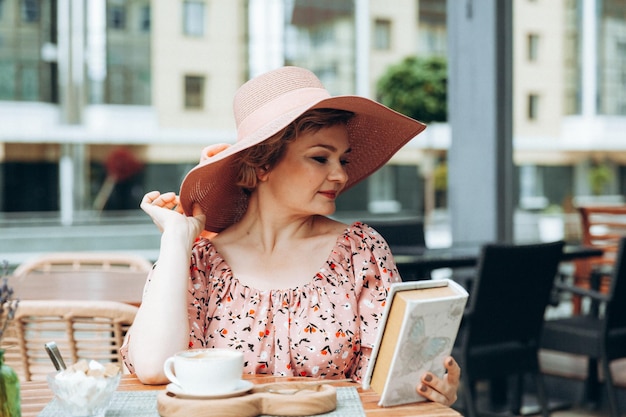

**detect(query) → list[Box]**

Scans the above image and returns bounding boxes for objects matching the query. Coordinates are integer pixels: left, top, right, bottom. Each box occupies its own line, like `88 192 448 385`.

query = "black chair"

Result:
541 236 626 417
364 217 426 248
453 240 565 417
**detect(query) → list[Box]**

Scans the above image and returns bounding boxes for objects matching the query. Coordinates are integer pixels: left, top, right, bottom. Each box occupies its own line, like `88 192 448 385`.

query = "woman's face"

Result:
259 124 350 217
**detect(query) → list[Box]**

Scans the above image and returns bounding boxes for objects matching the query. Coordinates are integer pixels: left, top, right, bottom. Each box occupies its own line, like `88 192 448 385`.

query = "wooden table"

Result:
20 374 462 417
11 270 147 306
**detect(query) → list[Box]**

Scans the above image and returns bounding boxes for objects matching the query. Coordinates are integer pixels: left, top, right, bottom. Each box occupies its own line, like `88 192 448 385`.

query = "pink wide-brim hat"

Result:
180 66 426 232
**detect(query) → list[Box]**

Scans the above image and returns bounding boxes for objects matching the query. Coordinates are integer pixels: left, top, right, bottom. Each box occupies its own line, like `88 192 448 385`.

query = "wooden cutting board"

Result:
157 382 337 417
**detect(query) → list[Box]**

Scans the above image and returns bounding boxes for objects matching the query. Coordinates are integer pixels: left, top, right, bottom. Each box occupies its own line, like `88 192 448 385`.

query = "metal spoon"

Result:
44 341 67 371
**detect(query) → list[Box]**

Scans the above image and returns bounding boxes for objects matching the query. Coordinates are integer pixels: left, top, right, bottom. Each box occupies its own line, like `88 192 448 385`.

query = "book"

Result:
362 279 468 407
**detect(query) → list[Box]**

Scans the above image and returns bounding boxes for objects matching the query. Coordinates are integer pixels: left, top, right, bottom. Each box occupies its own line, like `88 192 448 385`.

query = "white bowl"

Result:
46 371 121 417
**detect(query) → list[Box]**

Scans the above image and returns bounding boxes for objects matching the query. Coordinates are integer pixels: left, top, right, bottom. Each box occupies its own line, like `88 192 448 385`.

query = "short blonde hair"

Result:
236 108 354 191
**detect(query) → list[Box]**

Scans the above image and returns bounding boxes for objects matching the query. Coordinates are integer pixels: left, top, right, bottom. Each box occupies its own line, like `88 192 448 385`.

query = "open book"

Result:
362 279 468 407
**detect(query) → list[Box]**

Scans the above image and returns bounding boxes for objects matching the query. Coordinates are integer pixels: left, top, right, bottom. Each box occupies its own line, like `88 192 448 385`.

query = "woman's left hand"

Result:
416 356 460 406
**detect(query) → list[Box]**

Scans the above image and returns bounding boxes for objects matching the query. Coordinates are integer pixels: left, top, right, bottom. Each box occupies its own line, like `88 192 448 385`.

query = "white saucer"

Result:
166 380 254 400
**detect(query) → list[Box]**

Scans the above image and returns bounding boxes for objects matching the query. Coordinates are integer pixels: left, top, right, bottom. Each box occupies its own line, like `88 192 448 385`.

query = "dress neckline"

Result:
203 221 363 292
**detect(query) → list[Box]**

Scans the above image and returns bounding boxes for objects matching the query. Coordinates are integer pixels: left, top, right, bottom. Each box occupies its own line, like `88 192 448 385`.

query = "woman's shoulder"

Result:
344 220 382 238
311 216 378 236
331 221 398 283
333 220 389 252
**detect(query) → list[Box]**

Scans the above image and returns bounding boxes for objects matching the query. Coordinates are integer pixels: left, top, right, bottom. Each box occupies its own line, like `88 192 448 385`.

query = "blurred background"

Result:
1 0 625 265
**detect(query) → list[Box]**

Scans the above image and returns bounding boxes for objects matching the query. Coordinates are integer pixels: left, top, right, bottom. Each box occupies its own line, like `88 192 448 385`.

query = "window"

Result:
21 0 39 23
183 1 205 37
368 165 398 213
140 5 151 32
19 63 39 101
0 62 16 100
185 75 205 109
108 68 128 104
310 25 334 47
374 19 392 50
528 94 540 120
108 5 126 30
527 33 539 61
0 62 38 101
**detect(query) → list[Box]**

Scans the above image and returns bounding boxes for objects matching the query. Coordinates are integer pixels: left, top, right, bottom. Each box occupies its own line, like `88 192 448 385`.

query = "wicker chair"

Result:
1 300 137 381
572 205 626 314
12 252 153 276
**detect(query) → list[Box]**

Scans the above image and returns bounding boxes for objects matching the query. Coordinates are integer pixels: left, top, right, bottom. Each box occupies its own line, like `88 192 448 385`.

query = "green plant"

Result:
433 161 448 192
0 260 20 417
543 204 563 215
0 261 18 344
588 162 613 195
376 55 447 123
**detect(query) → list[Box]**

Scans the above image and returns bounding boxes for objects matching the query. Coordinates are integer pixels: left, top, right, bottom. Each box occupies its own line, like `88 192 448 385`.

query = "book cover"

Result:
362 279 468 407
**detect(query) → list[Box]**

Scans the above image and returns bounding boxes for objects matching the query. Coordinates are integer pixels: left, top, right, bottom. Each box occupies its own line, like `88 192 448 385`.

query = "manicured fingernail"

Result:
420 384 428 392
424 374 433 382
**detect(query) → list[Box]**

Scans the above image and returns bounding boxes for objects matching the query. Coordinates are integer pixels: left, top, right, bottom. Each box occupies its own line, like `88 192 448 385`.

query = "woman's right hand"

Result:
128 191 205 383
140 191 205 241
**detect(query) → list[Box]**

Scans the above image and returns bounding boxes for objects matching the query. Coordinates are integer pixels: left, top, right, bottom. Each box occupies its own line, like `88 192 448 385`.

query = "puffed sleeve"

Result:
187 238 213 347
345 222 402 381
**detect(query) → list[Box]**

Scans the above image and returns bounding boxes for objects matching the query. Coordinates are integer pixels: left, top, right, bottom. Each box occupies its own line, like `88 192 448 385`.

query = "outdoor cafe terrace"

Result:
3 206 626 416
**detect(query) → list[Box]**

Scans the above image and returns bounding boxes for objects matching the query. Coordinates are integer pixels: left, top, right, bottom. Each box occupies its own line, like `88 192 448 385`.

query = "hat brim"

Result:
180 95 426 232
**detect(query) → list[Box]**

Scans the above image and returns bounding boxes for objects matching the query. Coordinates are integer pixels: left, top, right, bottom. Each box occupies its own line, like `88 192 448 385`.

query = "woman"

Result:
122 66 459 406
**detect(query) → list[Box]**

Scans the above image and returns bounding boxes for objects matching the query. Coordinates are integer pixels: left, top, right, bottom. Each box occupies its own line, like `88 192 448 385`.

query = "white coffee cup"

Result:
163 348 244 395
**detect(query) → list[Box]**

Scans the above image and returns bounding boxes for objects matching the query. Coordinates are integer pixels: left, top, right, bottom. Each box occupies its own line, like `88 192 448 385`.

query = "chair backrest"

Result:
365 218 426 247
12 252 153 276
464 240 565 348
0 300 138 381
578 205 626 262
604 236 626 333
572 206 626 302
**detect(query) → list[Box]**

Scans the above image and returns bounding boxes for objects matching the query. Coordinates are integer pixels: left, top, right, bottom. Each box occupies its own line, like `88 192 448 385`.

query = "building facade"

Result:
1 0 626 233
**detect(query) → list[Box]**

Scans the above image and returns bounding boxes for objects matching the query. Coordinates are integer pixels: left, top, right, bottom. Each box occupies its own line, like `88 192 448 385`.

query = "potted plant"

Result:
1 260 20 417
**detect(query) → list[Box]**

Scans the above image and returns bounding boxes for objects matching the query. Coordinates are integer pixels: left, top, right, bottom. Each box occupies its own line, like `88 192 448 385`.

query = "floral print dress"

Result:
122 222 400 382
